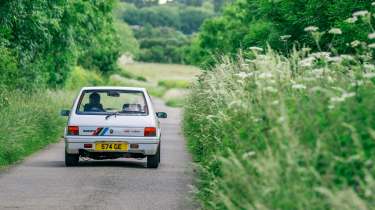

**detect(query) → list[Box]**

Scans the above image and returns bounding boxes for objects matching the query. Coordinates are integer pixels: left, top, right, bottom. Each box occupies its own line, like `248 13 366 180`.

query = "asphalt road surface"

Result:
0 100 195 210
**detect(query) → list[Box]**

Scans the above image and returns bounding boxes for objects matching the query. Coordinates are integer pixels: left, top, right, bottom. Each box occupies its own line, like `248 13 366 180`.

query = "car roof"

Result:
81 86 147 92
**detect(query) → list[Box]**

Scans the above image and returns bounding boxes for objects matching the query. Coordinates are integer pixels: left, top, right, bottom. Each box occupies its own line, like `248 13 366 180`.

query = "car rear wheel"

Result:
65 152 79 167
147 145 160 168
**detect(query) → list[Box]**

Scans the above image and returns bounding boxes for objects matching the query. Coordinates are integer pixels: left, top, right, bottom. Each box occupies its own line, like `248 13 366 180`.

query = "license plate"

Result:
95 142 128 151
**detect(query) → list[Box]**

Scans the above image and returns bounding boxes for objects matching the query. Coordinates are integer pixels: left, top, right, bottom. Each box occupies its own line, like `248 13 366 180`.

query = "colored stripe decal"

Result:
101 128 109 136
92 128 102 136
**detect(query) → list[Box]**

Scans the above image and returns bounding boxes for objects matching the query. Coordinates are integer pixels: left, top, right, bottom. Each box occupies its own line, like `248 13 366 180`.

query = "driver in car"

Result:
84 92 104 112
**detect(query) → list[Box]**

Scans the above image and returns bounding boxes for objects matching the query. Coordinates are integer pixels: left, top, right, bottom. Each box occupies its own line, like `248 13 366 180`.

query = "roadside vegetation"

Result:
0 0 121 166
186 0 373 68
0 91 75 166
184 2 375 210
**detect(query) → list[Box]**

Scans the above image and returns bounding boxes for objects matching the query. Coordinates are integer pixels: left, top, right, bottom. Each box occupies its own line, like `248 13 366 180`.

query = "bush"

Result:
0 91 73 166
184 48 375 209
64 66 105 90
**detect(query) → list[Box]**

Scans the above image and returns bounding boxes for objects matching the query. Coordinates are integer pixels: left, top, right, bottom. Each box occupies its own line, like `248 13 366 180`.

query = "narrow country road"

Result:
0 99 195 210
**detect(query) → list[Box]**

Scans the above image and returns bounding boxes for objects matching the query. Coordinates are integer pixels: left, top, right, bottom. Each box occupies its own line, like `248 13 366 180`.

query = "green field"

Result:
113 62 200 107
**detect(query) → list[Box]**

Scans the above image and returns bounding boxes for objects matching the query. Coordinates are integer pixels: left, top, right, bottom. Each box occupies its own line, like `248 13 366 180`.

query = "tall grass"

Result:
184 12 375 209
0 90 74 166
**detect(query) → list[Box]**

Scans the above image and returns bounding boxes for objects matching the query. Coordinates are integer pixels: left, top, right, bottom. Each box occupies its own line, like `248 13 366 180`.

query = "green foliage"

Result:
122 4 213 34
0 91 73 166
135 26 191 63
0 0 120 89
114 21 140 56
0 46 23 90
189 0 373 67
64 66 105 90
118 1 214 64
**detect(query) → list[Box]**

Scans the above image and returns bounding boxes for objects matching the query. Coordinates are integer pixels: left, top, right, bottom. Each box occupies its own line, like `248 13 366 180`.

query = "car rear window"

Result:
76 90 148 115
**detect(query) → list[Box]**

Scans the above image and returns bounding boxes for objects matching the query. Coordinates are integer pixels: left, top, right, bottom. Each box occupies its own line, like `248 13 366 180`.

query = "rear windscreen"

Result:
76 90 148 115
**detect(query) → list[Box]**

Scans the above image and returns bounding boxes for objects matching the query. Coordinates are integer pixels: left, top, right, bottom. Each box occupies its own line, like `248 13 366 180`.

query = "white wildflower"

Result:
353 10 369 17
302 47 311 52
236 72 252 79
311 68 325 76
292 84 306 90
351 40 361 47
341 54 354 60
330 97 345 103
368 33 375 39
251 117 261 123
242 151 256 159
363 72 375 78
342 92 356 99
249 46 263 51
280 35 292 41
258 72 273 79
328 28 342 35
327 56 342 63
368 43 375 48
277 116 286 123
350 80 363 87
345 17 358 23
364 64 375 70
304 26 319 32
264 86 278 93
300 57 315 67
311 52 331 58
330 92 356 104
327 76 334 83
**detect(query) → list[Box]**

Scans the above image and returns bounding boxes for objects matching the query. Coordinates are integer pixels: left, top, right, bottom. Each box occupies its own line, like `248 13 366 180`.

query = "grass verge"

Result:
184 49 375 209
0 90 74 166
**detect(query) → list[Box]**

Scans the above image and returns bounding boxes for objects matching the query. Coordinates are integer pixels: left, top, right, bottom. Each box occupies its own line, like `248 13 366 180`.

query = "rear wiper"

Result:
105 112 120 120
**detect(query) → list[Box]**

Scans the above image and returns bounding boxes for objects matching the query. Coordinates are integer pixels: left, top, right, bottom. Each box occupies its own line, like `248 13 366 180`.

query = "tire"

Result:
158 143 161 163
147 145 160 168
65 152 79 167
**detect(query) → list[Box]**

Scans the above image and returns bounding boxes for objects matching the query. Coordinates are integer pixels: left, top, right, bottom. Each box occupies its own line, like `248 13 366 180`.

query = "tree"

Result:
0 0 120 89
189 0 373 68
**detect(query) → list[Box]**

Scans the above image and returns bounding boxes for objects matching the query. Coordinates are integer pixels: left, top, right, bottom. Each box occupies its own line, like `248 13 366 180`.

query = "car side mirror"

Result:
156 112 167 118
60 110 70 117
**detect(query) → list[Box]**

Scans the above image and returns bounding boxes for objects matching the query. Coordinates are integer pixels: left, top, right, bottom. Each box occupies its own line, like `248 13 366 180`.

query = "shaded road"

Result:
0 100 194 210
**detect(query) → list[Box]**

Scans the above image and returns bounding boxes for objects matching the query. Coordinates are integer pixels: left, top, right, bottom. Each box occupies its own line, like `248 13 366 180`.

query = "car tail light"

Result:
67 126 79 136
144 127 156 137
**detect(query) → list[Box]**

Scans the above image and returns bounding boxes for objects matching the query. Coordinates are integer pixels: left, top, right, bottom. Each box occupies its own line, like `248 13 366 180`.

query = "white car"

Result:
61 87 167 168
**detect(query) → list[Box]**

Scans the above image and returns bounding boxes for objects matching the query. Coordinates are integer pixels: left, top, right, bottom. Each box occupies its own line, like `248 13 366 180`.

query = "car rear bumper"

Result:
65 136 159 155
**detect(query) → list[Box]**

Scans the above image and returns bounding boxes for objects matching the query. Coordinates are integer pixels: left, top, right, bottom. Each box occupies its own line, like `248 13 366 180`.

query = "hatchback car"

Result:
61 87 167 168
